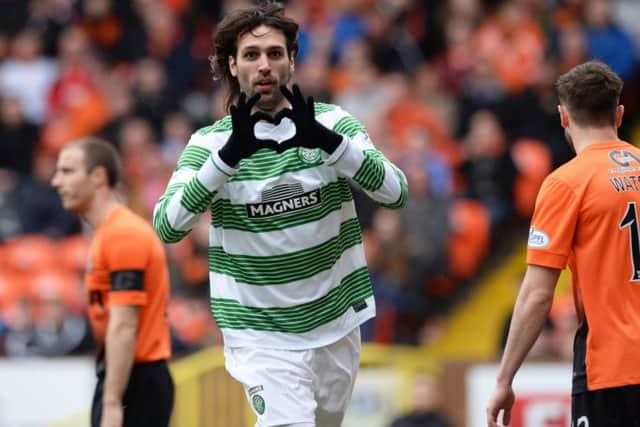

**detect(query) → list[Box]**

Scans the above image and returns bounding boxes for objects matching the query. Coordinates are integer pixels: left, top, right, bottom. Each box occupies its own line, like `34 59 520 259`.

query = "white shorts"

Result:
224 328 361 427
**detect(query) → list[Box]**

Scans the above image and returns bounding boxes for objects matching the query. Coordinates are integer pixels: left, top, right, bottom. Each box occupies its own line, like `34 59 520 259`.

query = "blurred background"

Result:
0 0 637 426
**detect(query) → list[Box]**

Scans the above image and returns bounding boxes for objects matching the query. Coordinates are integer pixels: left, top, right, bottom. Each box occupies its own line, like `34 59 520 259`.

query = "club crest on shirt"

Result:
252 394 266 415
298 147 321 164
528 226 550 248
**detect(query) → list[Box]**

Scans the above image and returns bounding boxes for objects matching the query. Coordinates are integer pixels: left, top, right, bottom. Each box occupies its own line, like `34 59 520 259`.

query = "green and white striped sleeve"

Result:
324 110 408 209
153 129 237 243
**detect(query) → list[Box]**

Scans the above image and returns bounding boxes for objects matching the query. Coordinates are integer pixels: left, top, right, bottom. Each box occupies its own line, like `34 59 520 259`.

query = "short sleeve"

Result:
104 230 149 306
527 176 579 269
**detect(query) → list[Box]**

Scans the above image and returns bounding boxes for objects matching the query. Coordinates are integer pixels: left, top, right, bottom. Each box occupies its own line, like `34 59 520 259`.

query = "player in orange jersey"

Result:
487 60 640 427
52 138 173 427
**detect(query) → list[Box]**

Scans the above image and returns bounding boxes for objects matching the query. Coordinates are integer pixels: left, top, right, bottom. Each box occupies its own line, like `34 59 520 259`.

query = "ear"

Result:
616 104 625 128
289 57 295 73
558 105 569 128
228 55 237 77
90 165 108 186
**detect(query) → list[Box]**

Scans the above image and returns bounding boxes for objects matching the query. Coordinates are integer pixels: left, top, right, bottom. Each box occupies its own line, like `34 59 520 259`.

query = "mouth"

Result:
254 79 276 93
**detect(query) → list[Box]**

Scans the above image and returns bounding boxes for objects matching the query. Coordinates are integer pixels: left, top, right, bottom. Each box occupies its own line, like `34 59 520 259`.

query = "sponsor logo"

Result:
298 147 321 164
528 226 550 248
352 300 368 312
609 149 640 167
248 385 263 396
252 394 266 415
246 189 321 218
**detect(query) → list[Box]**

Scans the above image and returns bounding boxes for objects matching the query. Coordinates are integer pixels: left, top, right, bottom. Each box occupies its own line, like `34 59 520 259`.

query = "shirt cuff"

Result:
526 250 567 270
196 151 239 191
326 136 365 176
108 290 147 306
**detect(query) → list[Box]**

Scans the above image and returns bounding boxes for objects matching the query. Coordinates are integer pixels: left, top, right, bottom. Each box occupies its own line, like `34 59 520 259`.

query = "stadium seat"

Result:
28 269 85 314
168 297 216 345
57 234 91 274
0 269 32 325
3 235 59 272
447 199 491 280
511 138 553 217
0 270 24 310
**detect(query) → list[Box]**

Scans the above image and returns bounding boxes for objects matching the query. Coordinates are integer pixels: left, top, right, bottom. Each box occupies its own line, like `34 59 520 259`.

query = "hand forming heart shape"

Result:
251 109 296 154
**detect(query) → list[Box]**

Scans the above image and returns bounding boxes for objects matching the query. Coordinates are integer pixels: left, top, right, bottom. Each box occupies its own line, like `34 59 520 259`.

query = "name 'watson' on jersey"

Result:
153 102 408 350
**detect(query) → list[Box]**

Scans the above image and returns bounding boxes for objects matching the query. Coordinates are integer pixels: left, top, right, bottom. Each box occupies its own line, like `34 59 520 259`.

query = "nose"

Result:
257 53 270 73
51 171 60 188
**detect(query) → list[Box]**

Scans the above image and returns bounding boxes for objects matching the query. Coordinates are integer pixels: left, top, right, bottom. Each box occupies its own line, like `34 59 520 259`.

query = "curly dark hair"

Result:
210 2 299 112
555 60 624 127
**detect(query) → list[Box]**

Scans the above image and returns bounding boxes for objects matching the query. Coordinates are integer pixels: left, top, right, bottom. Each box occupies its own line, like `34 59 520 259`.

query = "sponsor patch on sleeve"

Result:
528 226 550 248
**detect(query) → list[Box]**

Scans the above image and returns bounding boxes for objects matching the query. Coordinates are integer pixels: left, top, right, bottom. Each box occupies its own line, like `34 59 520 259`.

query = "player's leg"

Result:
572 388 621 427
224 346 317 427
313 327 361 427
122 360 175 427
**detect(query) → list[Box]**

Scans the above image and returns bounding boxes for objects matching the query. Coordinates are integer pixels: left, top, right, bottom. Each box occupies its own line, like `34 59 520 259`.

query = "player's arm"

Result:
153 133 229 243
101 266 145 427
497 264 559 382
102 304 139 417
327 128 408 209
486 264 560 426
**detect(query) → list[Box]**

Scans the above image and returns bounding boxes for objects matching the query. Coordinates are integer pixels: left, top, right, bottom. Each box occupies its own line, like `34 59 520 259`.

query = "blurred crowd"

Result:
0 0 638 357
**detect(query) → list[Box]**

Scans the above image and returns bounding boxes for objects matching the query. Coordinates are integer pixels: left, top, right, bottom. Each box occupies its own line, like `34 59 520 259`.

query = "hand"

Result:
278 84 343 154
486 382 515 426
218 92 278 167
100 400 123 427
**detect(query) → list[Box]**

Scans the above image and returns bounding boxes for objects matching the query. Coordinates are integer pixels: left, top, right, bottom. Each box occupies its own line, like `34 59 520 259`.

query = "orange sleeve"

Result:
527 176 579 269
103 229 149 307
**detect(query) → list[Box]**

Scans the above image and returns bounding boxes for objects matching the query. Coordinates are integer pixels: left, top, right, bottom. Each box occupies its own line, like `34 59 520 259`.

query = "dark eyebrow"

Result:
240 44 286 52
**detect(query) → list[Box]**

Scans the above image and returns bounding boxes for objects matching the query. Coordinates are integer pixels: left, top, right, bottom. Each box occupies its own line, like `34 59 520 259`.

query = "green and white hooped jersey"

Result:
153 103 408 350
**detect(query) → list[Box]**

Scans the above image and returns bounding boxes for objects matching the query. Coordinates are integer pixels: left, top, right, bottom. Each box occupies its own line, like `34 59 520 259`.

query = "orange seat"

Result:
0 269 27 310
28 269 84 313
447 199 491 280
3 235 59 272
0 269 33 325
511 138 553 217
57 234 91 274
168 297 216 345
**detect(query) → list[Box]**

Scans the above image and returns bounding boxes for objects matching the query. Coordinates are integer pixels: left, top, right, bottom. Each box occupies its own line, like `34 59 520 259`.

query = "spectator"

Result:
0 96 39 175
0 29 58 125
459 110 518 227
389 373 453 427
584 0 636 80
132 58 179 132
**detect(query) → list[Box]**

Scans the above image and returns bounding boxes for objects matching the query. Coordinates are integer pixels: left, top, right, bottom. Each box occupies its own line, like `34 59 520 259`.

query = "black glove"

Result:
218 92 278 167
278 84 343 154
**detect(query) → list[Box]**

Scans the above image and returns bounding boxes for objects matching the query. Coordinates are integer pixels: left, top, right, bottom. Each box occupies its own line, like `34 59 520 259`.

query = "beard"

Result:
564 129 576 155
251 71 292 114
254 89 285 113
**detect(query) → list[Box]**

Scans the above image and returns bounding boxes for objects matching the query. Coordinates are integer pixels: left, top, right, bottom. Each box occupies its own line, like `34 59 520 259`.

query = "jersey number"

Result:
620 201 640 281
